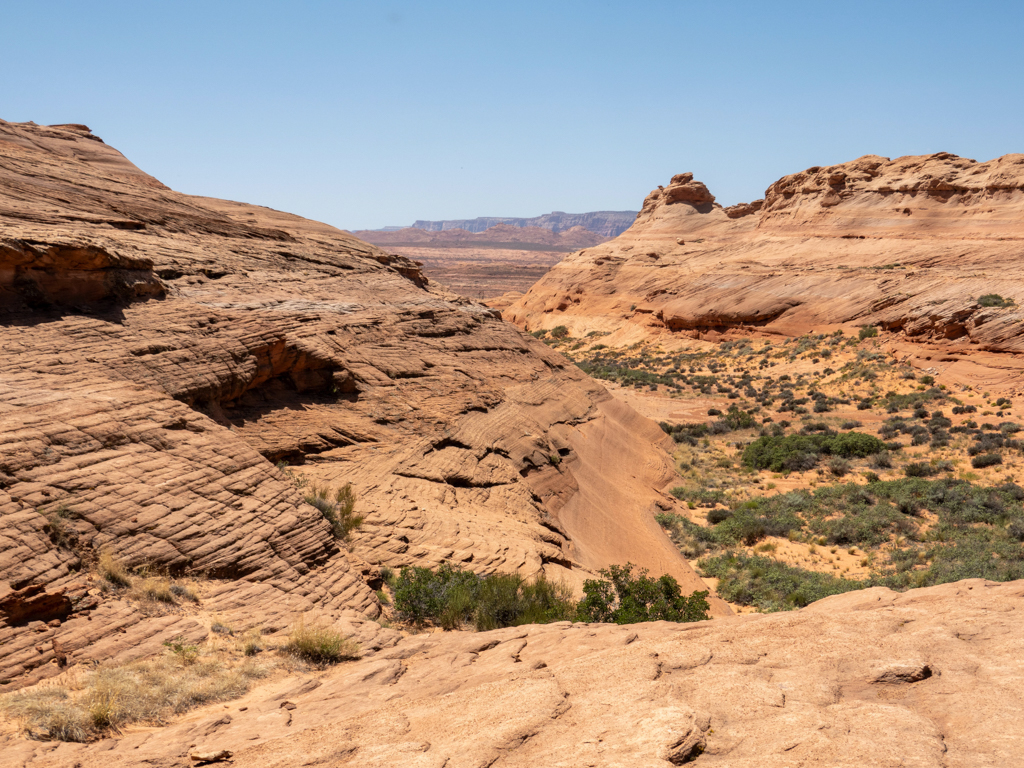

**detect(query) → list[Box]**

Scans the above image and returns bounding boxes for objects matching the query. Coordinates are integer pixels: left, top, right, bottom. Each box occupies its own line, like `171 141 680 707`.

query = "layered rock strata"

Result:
506 153 1024 390
0 121 722 689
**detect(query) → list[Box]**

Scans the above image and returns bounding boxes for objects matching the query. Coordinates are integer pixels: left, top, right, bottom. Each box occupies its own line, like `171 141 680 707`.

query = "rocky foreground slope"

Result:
0 121 723 691
506 154 1024 390
5 579 1022 767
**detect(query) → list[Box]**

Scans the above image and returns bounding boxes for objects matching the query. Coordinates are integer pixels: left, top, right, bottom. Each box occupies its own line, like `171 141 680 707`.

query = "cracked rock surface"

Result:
0 120 722 689
5 579 1022 767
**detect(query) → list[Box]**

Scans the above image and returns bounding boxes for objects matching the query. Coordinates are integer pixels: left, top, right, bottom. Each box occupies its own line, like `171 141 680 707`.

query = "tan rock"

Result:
0 120 723 688
4 579 1021 767
506 153 1024 390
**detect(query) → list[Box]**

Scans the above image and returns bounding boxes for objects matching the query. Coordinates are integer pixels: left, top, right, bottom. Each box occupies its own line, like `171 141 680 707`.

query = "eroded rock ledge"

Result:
0 120 720 690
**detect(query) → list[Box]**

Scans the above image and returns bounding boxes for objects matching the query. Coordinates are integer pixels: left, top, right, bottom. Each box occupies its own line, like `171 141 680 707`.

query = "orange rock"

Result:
506 153 1024 391
0 120 723 688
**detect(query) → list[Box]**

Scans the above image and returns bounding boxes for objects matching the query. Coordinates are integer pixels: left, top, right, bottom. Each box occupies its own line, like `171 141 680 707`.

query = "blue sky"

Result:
3 1 1022 230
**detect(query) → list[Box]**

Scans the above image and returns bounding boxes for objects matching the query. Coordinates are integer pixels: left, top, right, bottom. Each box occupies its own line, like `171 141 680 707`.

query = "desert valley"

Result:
1 119 1024 768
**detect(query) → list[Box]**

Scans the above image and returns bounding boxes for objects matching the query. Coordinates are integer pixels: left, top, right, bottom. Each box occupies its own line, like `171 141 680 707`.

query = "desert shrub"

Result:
284 620 359 665
721 405 757 430
904 462 939 478
550 325 570 338
698 553 862 612
706 507 733 525
162 637 200 665
663 422 710 446
978 294 1011 308
305 483 363 541
827 457 851 477
742 432 885 472
971 453 1003 469
473 573 576 630
859 326 879 340
670 487 725 507
169 583 199 603
41 504 77 549
576 563 709 624
240 630 264 656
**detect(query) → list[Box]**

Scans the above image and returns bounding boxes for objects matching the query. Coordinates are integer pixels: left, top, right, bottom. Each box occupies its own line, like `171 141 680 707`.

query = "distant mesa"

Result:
378 210 638 238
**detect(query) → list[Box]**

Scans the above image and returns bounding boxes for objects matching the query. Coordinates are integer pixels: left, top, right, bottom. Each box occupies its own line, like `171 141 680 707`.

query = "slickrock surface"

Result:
0 121 722 690
506 155 1024 390
5 579 1022 767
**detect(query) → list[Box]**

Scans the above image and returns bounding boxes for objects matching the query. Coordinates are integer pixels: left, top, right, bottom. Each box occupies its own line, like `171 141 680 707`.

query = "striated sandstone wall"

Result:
0 121 723 689
506 153 1024 392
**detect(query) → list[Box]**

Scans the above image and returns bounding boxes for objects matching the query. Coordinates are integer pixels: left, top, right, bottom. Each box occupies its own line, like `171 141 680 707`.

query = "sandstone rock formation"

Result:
355 223 609 250
5 578 1021 767
406 209 638 237
506 153 1024 391
0 120 723 691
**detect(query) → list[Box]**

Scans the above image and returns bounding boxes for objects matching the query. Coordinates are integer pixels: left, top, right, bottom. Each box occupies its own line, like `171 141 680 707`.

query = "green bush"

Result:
550 325 570 339
576 563 709 624
742 432 885 472
979 294 1012 308
859 326 879 340
392 563 575 630
971 453 1003 469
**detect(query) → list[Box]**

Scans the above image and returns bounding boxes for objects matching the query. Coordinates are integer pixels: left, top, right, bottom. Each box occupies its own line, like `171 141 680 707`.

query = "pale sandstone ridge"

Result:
506 153 1024 390
5 579 1022 767
0 121 723 689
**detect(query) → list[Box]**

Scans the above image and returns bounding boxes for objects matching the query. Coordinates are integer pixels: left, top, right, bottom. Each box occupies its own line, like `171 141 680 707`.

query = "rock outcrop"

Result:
506 153 1024 391
5 578 1022 767
406 210 638 237
0 120 722 690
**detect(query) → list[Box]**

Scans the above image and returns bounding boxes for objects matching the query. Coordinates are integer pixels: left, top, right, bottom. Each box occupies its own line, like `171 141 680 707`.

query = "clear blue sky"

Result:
4 1 1022 230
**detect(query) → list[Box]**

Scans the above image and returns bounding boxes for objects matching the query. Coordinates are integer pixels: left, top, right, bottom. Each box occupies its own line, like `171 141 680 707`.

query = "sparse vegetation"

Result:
97 551 132 588
699 552 863 611
979 294 1013 308
0 649 269 742
283 620 360 665
304 483 363 541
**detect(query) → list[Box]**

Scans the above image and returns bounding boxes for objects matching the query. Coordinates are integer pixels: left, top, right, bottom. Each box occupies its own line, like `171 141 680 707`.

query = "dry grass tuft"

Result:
131 577 176 604
283 620 359 665
0 652 269 742
97 552 132 588
240 629 264 657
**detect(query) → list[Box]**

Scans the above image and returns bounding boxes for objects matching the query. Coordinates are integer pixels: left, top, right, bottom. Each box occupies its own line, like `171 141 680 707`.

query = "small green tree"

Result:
576 563 710 624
